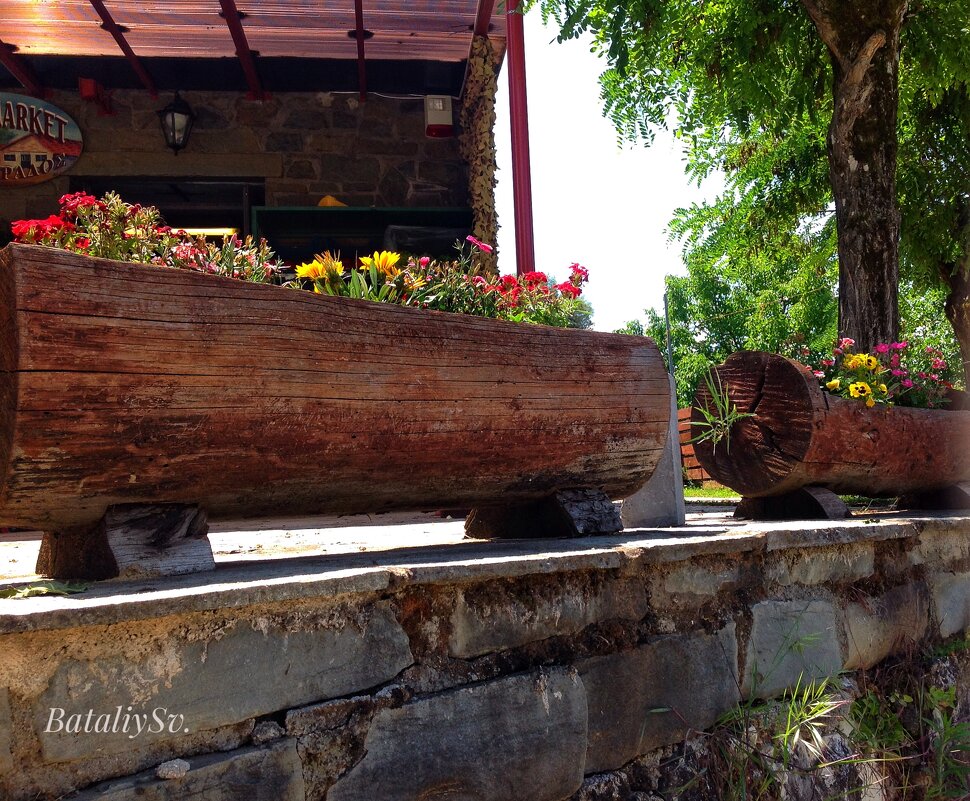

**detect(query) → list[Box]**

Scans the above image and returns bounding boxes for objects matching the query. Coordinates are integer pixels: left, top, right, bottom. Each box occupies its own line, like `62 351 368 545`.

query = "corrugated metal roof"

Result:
0 1 506 94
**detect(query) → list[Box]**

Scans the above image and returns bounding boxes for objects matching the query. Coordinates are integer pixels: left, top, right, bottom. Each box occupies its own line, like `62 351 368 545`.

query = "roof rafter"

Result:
0 38 45 96
218 0 267 100
86 0 157 97
354 0 367 101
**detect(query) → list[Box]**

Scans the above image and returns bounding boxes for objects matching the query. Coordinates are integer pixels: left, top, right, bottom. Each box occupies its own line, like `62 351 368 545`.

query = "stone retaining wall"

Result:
1 513 969 800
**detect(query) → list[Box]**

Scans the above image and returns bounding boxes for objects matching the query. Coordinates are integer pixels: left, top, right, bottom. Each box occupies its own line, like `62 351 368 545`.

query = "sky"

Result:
492 10 723 332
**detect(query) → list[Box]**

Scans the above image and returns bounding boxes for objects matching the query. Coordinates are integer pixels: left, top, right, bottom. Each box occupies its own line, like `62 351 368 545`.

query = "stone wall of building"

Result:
0 89 468 224
1 515 969 800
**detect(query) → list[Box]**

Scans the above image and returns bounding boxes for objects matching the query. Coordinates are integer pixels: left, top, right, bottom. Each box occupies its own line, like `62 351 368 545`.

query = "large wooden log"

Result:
692 351 970 498
0 244 670 532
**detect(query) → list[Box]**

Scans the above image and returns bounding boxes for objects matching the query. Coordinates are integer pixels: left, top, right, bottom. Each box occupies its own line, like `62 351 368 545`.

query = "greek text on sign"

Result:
0 93 82 185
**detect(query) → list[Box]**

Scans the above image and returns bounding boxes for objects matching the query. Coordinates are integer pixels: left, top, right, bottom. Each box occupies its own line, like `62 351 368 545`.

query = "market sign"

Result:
0 93 82 186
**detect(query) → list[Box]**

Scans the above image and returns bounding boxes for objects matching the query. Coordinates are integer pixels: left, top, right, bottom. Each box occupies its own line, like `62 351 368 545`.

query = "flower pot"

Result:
691 351 970 501
0 244 671 537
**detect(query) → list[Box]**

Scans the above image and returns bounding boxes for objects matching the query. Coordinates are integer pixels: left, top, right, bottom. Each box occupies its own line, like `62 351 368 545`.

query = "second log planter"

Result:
692 351 970 514
0 244 671 578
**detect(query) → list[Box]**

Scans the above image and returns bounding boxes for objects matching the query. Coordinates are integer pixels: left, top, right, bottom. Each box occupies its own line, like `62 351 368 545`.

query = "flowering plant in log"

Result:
11 191 281 282
813 338 955 408
293 235 591 328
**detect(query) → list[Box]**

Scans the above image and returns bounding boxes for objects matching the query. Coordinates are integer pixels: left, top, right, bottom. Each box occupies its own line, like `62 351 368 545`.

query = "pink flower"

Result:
891 369 908 377
874 343 890 354
890 354 900 367
837 337 855 349
812 370 825 378
902 379 914 388
891 341 907 350
932 358 947 370
466 235 493 253
418 256 430 268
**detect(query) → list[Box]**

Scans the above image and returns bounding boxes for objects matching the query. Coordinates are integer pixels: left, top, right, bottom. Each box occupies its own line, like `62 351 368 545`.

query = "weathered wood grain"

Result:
36 503 213 580
0 244 670 531
693 351 970 498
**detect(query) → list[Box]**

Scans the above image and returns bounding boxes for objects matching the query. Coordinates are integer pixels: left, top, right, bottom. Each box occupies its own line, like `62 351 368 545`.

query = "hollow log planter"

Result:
692 351 970 519
0 244 671 579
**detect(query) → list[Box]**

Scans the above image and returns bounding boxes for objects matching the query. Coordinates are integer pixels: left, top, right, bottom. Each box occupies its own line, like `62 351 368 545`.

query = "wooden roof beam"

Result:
219 0 267 100
354 0 368 101
0 39 46 97
87 0 157 97
473 0 498 36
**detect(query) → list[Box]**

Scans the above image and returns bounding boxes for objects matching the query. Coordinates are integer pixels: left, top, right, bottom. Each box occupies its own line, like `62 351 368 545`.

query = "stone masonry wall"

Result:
1 515 969 800
0 89 468 224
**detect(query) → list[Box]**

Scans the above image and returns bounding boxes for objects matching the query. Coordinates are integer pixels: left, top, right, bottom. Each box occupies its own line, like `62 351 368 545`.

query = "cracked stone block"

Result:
579 623 739 773
69 739 304 801
448 579 649 659
743 599 843 699
912 530 970 568
930 571 970 638
326 668 587 801
765 544 875 587
34 606 412 763
843 583 930 670
0 687 12 775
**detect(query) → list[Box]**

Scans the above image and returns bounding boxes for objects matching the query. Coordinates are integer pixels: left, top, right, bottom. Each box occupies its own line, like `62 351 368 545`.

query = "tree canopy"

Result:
537 0 970 376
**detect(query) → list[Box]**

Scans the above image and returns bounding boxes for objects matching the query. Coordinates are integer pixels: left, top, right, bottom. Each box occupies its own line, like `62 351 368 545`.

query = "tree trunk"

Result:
943 265 970 389
801 0 908 351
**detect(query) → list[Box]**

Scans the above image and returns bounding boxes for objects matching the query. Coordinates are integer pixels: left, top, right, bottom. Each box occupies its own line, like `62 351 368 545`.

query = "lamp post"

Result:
157 92 195 155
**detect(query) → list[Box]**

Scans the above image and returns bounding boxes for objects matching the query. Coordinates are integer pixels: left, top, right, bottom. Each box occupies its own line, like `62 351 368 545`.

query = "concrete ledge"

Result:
3 514 963 635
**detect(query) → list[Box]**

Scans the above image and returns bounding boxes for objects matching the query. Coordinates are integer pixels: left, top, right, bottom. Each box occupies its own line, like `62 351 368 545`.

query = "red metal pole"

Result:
506 0 535 276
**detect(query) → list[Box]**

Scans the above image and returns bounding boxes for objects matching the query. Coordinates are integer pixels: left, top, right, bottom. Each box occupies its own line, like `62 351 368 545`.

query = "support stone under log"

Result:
901 482 970 512
464 489 623 539
36 503 214 581
734 487 850 522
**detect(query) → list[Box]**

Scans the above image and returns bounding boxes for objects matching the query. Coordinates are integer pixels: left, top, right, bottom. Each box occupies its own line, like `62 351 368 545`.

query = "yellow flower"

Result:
404 273 427 292
863 355 879 371
878 383 888 394
866 396 876 408
296 260 326 280
359 250 401 277
849 381 872 398
826 379 841 391
313 250 344 280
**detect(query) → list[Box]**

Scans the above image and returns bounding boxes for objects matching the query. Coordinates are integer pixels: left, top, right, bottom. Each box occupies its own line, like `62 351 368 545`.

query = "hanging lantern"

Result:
157 92 195 155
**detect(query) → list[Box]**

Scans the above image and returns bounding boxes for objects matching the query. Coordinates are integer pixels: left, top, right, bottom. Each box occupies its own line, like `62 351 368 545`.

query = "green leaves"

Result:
0 580 88 600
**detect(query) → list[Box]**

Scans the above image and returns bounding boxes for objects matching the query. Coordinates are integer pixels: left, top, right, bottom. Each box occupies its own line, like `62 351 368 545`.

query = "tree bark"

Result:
942 265 970 390
801 0 908 351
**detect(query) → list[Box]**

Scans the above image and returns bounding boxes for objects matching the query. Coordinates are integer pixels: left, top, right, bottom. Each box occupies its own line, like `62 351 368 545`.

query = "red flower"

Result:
59 191 104 216
521 271 548 286
569 263 589 286
555 281 581 298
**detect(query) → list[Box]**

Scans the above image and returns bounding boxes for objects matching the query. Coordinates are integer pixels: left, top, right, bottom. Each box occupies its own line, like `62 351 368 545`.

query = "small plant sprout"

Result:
691 370 754 455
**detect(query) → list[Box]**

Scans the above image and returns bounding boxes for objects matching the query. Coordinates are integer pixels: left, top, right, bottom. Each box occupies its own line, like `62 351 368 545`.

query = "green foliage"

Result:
0 580 87 599
691 371 753 455
537 0 970 384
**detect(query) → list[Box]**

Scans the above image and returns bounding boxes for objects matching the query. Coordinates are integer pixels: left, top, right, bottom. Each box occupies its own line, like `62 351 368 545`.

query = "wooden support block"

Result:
36 504 214 581
900 482 970 512
465 489 623 539
734 487 850 522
